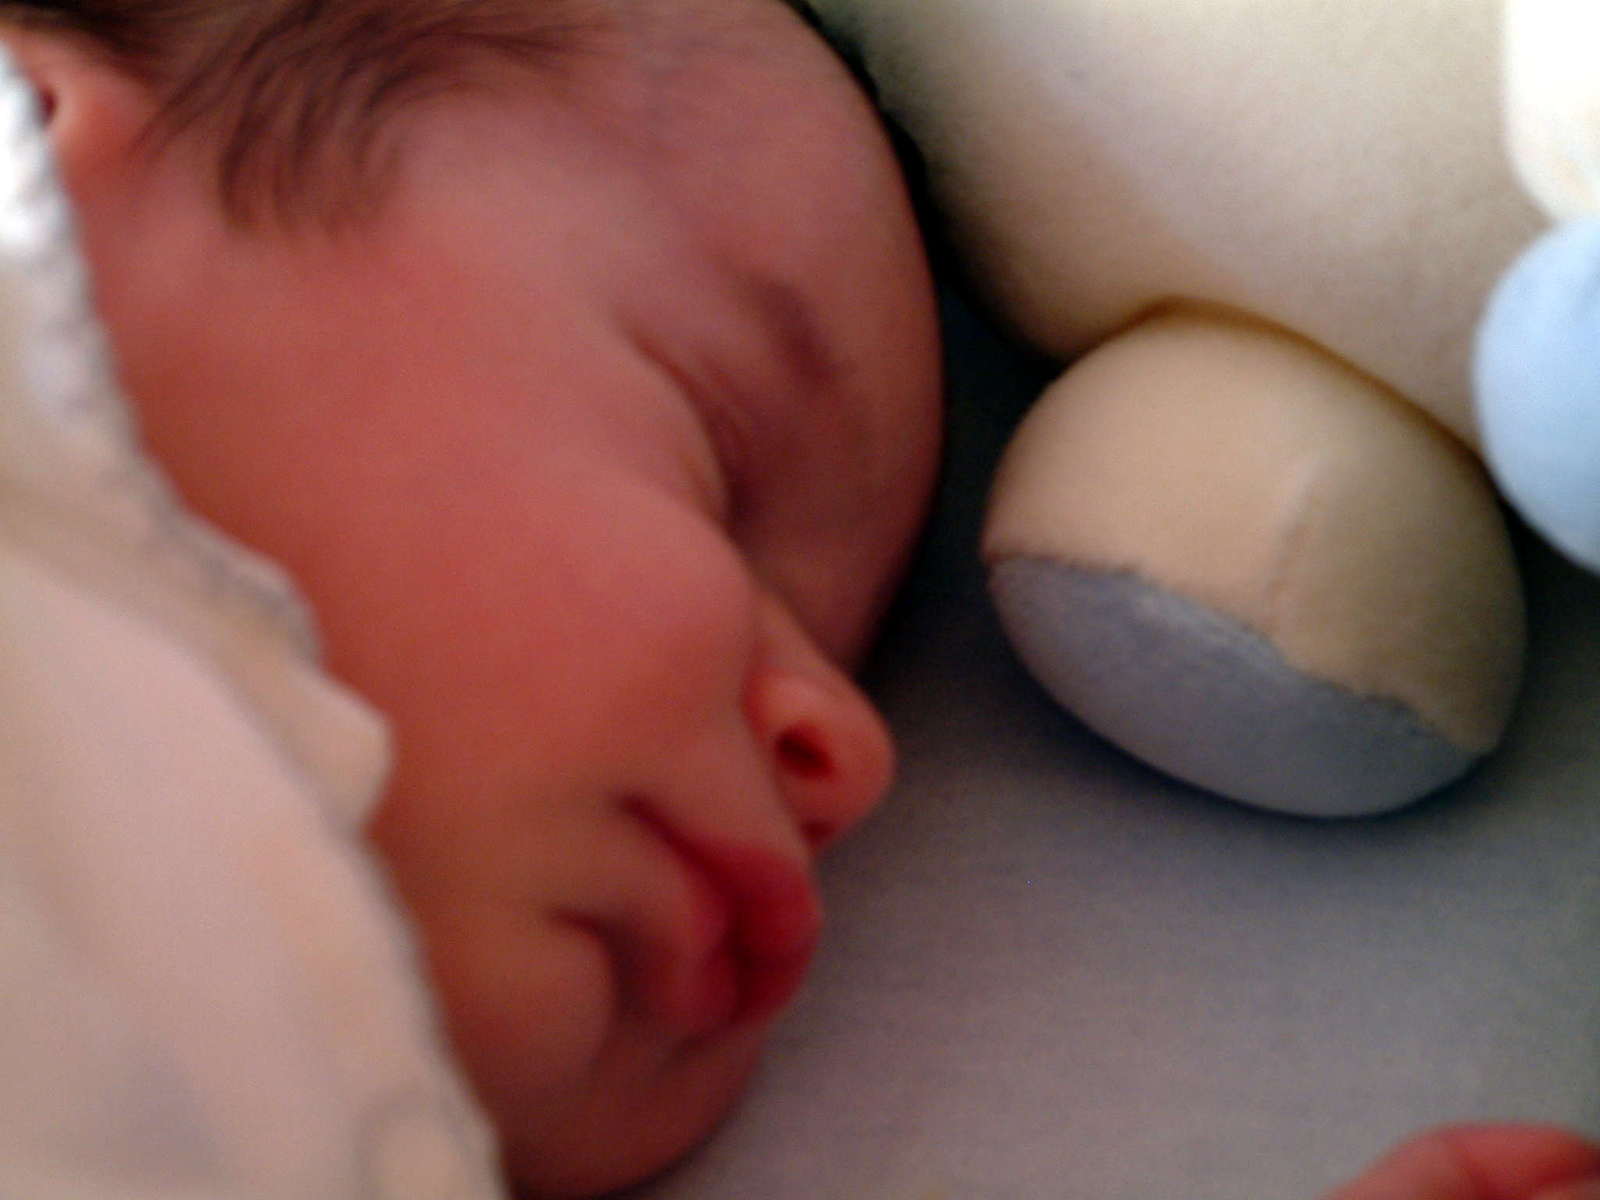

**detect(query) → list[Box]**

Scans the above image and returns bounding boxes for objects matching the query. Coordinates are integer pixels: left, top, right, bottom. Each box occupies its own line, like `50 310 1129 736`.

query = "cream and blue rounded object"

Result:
983 315 1525 821
1476 218 1600 573
988 563 1488 820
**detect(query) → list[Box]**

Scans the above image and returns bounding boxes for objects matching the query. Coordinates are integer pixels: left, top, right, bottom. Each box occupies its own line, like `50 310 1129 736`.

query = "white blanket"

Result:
0 51 504 1200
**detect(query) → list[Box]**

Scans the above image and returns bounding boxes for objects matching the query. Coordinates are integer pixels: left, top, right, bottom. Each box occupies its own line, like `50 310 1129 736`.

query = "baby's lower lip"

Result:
668 937 814 1042
646 828 822 1040
728 936 815 1028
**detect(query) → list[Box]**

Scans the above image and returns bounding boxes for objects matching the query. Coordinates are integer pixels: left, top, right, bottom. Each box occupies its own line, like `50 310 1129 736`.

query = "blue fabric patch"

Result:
989 560 1477 817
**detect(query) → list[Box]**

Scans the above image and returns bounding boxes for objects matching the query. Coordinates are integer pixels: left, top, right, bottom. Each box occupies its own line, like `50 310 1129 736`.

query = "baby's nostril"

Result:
776 727 831 779
801 820 836 851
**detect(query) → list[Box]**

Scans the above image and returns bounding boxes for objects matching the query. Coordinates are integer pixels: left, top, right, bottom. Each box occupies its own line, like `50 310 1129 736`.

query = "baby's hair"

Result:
0 0 608 226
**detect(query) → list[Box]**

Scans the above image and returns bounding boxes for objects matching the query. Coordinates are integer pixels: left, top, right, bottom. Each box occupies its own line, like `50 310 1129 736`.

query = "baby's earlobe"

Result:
2 31 64 119
0 30 159 194
30 79 56 122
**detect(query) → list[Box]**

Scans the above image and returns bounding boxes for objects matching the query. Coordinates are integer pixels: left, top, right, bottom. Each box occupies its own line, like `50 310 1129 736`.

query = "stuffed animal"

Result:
806 0 1568 817
1476 0 1600 576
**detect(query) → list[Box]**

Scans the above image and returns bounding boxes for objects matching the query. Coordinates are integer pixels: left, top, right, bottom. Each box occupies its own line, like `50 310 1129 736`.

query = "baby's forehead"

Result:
106 0 823 229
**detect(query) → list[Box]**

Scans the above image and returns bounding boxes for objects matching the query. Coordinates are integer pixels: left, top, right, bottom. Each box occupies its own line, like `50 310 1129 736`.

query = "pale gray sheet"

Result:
628 288 1600 1200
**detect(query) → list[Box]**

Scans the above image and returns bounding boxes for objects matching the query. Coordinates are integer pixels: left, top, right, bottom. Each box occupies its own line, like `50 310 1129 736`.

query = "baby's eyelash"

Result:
681 370 757 523
624 323 757 524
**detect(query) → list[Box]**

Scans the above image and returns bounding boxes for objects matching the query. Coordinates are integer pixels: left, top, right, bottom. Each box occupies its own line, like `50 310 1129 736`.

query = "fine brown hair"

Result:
0 1 609 226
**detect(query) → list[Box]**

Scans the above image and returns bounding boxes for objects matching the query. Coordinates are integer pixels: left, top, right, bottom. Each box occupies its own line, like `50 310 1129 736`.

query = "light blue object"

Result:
1476 218 1600 572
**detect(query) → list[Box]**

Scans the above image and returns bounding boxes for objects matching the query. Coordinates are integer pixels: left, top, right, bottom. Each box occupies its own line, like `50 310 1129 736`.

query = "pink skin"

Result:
11 3 1600 1197
1324 1126 1600 1200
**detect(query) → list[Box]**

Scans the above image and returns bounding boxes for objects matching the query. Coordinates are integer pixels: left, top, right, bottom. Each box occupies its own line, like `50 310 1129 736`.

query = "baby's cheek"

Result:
584 519 762 708
495 1016 772 1198
414 904 618 1127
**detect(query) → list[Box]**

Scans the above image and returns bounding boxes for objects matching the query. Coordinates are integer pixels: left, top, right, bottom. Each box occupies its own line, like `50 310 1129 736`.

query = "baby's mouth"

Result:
625 802 823 1040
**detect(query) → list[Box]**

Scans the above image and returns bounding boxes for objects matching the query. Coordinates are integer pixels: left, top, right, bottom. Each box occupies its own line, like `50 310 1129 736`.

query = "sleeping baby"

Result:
0 0 1595 1196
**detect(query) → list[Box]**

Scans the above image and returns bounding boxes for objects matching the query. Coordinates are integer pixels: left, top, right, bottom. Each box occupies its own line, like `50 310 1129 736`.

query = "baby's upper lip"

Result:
627 802 823 1039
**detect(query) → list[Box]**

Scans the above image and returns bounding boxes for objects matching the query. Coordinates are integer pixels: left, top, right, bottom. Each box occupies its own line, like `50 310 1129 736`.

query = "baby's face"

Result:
55 1 939 1194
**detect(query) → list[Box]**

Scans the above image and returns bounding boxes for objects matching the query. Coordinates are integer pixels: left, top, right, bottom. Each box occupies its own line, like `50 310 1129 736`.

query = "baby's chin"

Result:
491 1022 771 1198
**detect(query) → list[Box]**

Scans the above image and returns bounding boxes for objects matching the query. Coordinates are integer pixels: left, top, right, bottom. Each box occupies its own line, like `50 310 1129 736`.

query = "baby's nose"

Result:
746 665 896 853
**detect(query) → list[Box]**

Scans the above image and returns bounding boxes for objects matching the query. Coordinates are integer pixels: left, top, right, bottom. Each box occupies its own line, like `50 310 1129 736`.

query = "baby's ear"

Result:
0 28 159 204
